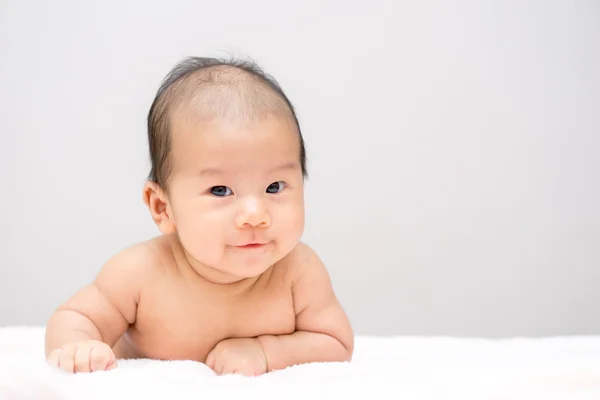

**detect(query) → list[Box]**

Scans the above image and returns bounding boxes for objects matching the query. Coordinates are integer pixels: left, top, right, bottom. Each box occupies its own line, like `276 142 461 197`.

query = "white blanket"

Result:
1 327 600 399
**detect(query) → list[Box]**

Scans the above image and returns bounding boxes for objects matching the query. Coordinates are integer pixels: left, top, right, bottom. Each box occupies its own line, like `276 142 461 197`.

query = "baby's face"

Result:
165 114 305 280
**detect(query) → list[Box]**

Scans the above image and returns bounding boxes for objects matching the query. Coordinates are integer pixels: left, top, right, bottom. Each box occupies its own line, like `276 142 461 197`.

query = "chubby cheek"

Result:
276 202 305 249
172 203 227 263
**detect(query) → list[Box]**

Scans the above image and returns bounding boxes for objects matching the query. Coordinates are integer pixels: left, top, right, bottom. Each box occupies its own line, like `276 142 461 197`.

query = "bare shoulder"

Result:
279 241 330 286
280 241 354 353
93 236 166 301
96 237 162 279
51 236 167 344
279 241 337 312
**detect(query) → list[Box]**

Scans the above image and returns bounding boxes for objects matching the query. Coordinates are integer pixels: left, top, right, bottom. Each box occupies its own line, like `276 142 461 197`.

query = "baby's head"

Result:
143 57 307 282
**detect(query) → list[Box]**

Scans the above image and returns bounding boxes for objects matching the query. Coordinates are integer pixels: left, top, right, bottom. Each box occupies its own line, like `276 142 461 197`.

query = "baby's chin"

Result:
184 253 274 282
219 258 276 279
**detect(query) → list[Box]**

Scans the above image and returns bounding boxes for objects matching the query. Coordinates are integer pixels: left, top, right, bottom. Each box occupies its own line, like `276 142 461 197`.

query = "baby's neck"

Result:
185 259 262 297
189 261 258 286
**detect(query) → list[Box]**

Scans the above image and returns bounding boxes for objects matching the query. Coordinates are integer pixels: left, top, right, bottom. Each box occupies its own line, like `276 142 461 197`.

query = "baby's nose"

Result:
235 198 271 228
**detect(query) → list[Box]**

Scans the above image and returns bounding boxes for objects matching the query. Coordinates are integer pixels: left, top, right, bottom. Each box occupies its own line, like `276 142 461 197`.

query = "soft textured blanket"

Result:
1 327 600 399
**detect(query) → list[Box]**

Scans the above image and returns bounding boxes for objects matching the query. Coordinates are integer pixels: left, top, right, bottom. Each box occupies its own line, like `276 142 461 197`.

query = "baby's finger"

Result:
105 349 118 370
46 349 62 368
89 345 111 372
213 357 224 375
205 352 215 370
74 345 92 373
234 364 252 377
58 346 76 373
222 361 243 376
105 358 118 371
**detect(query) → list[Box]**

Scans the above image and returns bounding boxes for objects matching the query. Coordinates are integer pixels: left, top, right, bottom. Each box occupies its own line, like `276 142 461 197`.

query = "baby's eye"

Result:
210 186 233 197
266 181 285 194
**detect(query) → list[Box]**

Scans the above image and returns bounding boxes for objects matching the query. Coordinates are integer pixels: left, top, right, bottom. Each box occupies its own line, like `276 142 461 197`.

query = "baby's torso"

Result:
114 238 296 362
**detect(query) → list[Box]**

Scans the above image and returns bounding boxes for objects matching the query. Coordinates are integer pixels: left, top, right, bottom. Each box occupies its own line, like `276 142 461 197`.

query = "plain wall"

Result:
1 0 599 337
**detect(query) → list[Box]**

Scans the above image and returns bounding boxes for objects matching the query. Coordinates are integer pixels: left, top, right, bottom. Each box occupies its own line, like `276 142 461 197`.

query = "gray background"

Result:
1 0 599 337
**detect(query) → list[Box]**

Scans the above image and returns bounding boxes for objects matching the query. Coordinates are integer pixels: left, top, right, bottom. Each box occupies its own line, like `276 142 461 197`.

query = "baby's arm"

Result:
45 243 148 372
257 244 354 371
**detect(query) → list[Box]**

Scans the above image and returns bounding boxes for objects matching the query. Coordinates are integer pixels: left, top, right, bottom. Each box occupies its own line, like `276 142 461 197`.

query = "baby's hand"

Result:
46 340 117 373
206 337 267 376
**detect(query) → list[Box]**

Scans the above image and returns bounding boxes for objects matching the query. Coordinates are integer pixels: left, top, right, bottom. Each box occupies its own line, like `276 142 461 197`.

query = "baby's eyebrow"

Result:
199 162 300 176
198 167 226 176
271 162 301 173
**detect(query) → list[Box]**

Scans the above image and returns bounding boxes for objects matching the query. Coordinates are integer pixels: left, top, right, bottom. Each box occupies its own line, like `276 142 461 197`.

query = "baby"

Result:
44 56 354 376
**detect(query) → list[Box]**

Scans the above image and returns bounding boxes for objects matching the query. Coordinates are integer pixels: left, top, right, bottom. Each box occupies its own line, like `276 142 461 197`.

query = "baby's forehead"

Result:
175 113 300 151
171 115 301 173
169 66 293 126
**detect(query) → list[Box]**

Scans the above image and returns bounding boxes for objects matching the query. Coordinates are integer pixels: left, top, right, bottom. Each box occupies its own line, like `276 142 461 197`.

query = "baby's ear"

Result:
143 181 176 234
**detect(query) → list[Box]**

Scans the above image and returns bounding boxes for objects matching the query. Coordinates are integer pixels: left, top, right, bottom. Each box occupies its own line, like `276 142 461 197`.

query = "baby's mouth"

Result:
239 243 264 248
235 241 270 249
